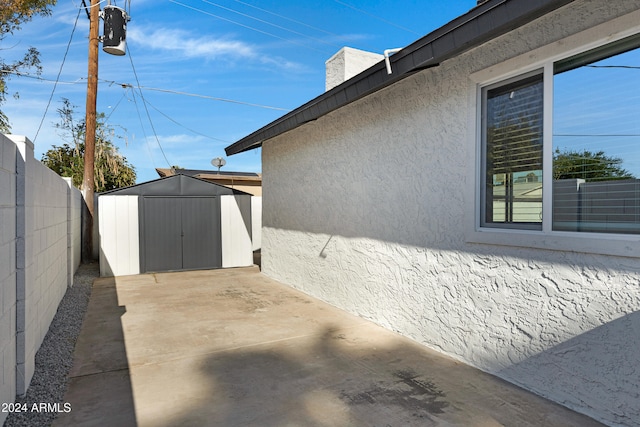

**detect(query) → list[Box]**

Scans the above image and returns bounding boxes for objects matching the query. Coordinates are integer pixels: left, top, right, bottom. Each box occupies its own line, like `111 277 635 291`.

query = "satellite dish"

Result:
211 157 226 172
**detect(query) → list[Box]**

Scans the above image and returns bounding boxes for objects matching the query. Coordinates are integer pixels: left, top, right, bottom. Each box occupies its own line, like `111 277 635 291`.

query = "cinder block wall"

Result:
1 134 82 424
0 136 18 423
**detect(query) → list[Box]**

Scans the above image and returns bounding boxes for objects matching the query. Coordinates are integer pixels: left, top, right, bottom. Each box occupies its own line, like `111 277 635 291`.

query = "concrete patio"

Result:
55 266 603 426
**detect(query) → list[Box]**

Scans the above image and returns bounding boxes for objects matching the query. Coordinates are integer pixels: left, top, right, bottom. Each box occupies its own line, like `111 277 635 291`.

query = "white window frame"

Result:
465 11 640 258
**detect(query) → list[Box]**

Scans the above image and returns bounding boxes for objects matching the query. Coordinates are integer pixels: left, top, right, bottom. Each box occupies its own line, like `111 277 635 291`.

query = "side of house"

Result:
228 1 640 426
0 134 82 424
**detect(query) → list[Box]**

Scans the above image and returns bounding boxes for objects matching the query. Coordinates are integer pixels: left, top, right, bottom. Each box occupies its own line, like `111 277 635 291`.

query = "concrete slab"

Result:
56 266 604 427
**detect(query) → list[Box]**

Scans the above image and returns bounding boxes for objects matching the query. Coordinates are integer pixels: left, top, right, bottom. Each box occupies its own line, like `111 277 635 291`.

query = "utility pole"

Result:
82 0 99 262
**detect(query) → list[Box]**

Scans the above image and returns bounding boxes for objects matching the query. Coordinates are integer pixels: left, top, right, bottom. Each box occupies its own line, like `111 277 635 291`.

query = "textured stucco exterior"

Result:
260 2 640 426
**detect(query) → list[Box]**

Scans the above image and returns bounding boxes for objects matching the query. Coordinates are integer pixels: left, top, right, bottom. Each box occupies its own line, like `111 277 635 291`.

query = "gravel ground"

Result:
3 262 98 427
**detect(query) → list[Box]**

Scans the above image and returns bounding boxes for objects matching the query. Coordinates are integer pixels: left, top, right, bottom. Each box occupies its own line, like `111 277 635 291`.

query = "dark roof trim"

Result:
164 168 260 177
98 174 252 196
225 0 574 156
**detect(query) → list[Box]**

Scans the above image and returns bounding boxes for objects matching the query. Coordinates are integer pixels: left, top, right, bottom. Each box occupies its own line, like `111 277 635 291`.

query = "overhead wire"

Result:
127 85 158 168
79 0 90 19
141 98 231 143
586 65 640 70
2 70 290 111
332 0 421 36
104 90 128 123
229 0 343 39
199 0 342 50
168 0 330 54
33 4 83 143
0 70 83 84
126 46 172 167
15 0 420 156
121 84 292 111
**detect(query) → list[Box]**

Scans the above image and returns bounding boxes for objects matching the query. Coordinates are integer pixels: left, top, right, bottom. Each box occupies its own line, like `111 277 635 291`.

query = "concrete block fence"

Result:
0 134 82 424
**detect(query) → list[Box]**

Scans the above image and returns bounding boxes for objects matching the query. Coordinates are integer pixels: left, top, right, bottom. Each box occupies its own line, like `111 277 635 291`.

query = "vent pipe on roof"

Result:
384 48 403 74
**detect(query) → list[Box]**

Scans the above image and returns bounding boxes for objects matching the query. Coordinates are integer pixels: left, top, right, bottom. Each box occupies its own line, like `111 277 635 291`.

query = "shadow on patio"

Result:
53 276 136 426
56 267 604 427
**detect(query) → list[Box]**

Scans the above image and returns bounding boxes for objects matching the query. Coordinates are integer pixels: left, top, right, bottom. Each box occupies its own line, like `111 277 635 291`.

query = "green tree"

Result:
1 0 57 132
42 99 136 192
553 148 635 182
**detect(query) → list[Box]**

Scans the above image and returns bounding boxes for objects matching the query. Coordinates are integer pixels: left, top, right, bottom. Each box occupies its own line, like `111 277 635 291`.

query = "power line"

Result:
229 0 343 39
169 0 330 54
104 91 128 123
0 70 83 84
127 86 158 169
554 134 640 137
332 0 421 36
2 71 290 111
127 46 172 167
79 0 90 19
34 6 82 143
200 0 342 49
142 97 231 143
123 84 292 111
586 65 640 70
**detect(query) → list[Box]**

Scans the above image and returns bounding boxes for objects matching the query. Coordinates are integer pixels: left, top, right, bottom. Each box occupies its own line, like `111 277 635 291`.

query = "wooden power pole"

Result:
82 0 100 262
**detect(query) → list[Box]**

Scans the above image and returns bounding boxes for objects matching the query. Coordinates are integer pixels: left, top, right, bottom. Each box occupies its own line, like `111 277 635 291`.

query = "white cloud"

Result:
125 25 309 73
127 26 256 60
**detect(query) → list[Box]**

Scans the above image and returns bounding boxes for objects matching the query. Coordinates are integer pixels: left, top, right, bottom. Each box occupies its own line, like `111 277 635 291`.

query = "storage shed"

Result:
98 174 253 277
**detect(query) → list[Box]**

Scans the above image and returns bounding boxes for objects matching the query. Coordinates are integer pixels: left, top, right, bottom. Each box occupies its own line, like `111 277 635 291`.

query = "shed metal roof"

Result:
99 174 252 197
225 0 574 156
156 168 261 178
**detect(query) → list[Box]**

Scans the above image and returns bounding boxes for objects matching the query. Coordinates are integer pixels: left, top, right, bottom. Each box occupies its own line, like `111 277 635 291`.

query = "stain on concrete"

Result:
340 368 449 417
215 288 314 312
215 289 270 312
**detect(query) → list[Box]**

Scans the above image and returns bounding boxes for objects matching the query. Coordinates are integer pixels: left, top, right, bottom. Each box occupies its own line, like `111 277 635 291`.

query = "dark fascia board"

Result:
155 167 260 178
225 0 574 156
175 168 260 177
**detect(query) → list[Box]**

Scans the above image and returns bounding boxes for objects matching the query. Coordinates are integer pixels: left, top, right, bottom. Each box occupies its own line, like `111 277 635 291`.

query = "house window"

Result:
482 72 543 229
553 38 640 234
480 34 640 235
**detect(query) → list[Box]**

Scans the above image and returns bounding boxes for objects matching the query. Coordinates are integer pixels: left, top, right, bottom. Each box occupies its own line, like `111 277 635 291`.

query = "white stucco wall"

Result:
260 2 640 426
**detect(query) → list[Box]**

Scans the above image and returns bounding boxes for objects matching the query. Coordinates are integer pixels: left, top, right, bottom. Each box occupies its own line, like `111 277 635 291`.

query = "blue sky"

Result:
553 47 640 178
2 0 476 183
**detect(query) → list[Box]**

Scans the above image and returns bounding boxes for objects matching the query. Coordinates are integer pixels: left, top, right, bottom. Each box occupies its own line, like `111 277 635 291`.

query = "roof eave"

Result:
225 0 575 156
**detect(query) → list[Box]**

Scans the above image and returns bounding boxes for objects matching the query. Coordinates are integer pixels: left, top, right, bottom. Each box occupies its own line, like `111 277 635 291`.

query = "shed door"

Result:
141 197 222 273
